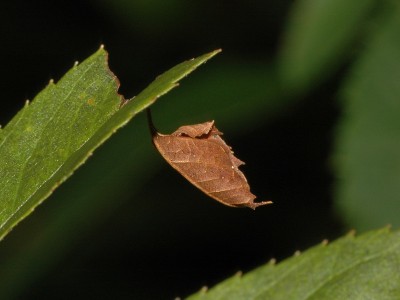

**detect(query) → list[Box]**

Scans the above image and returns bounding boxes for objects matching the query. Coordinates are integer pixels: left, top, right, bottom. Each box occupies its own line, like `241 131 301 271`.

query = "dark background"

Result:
0 1 345 299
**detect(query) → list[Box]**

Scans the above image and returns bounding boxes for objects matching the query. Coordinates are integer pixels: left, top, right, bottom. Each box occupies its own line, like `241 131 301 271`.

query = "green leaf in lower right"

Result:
187 227 400 299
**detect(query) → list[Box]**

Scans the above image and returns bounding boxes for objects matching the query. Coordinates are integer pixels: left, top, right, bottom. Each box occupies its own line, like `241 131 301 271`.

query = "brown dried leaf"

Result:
147 109 272 209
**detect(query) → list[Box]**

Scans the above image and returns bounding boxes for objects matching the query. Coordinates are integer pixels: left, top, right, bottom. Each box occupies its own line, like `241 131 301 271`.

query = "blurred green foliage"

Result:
335 5 400 230
279 0 376 93
0 0 399 298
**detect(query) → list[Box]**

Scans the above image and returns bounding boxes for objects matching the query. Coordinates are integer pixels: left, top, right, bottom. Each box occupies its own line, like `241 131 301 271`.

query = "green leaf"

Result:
0 47 220 240
334 4 400 230
187 227 400 299
279 0 376 93
0 59 284 299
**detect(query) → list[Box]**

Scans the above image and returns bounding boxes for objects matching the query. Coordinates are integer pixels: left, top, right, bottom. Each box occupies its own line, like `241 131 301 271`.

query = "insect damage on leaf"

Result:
147 109 272 209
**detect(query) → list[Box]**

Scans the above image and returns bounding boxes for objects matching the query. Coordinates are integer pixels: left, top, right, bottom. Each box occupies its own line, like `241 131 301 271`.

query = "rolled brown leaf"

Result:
147 109 272 209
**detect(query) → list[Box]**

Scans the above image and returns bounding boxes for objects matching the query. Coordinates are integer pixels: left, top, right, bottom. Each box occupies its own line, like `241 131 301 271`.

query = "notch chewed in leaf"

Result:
147 109 272 209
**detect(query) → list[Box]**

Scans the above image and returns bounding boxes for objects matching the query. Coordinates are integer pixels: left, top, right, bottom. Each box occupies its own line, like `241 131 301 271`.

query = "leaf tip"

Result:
247 200 273 210
212 48 223 56
201 48 222 63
